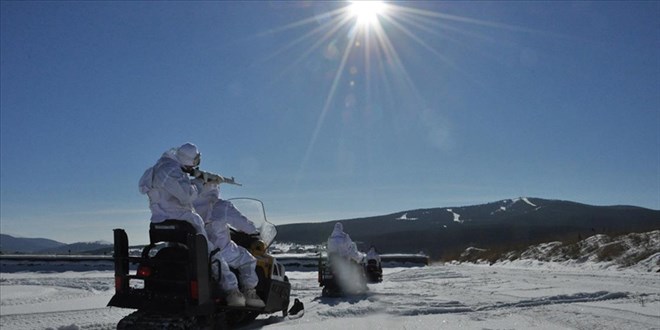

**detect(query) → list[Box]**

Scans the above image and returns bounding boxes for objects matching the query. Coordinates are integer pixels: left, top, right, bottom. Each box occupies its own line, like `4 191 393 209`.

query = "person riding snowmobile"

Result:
365 245 383 283
366 245 381 265
138 143 245 307
322 222 368 295
193 178 266 308
327 222 365 263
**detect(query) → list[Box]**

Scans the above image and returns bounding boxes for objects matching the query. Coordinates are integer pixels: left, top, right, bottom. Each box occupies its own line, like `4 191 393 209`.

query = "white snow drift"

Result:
1 260 659 329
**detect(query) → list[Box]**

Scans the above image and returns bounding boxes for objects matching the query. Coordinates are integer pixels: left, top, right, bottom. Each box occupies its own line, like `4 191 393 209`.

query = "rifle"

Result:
191 168 243 186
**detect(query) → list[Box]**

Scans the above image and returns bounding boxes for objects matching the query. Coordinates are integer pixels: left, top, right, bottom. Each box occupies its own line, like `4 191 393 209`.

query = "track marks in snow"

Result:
1 274 113 291
1 285 93 307
372 268 475 316
390 300 473 316
0 308 128 330
524 300 660 330
385 266 464 282
1 274 115 314
478 291 629 310
369 266 636 319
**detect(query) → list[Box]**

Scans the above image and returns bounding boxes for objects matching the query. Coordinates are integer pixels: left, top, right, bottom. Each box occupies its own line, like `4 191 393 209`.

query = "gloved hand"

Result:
182 166 195 174
191 177 204 191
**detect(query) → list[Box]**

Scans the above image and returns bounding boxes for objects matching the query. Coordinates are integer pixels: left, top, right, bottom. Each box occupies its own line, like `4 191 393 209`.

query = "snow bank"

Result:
459 230 660 273
3 263 660 329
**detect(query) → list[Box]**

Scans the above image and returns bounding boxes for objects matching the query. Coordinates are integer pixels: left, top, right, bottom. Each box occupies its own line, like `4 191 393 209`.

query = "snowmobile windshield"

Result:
227 198 277 247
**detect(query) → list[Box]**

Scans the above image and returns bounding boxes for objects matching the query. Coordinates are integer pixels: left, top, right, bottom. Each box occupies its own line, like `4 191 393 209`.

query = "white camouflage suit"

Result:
138 143 237 292
366 246 381 264
327 222 365 263
193 179 260 291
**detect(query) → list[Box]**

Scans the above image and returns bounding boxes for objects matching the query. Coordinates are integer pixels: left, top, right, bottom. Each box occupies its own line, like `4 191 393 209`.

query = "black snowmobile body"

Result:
108 198 298 329
365 260 383 284
318 252 368 297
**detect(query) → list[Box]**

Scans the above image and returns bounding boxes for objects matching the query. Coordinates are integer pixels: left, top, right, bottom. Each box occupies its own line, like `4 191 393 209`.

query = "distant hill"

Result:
275 197 660 260
0 234 111 255
37 241 112 255
0 234 65 254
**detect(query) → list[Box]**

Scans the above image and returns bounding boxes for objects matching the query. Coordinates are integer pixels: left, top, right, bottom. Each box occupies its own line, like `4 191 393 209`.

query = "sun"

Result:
259 1 524 178
349 1 387 26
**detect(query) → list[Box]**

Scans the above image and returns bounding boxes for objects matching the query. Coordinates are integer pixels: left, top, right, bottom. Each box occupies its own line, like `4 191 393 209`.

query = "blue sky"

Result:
1 1 658 244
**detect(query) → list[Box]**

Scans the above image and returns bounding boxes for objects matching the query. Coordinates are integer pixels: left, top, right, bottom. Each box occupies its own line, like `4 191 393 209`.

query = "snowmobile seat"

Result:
149 219 198 244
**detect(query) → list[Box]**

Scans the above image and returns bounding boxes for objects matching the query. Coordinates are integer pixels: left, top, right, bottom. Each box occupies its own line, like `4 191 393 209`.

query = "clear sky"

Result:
1 1 658 244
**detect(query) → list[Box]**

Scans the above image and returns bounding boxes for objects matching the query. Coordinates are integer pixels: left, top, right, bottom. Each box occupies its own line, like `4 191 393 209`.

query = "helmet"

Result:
176 143 201 167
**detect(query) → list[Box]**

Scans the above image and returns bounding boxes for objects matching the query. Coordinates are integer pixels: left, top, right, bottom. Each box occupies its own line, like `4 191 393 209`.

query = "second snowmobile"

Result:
318 251 368 297
364 259 383 283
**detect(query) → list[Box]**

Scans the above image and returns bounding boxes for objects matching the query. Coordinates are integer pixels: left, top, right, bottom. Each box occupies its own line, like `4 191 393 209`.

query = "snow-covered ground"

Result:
1 262 659 330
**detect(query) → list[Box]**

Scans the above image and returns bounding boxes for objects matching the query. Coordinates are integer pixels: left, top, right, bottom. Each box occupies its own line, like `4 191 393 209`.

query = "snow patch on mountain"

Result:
491 206 507 215
518 197 537 207
446 209 463 223
491 197 537 214
395 213 417 221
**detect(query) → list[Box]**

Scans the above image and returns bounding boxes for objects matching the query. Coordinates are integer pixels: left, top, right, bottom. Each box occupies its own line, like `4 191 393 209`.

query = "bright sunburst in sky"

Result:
1 1 658 243
349 1 387 26
282 1 529 181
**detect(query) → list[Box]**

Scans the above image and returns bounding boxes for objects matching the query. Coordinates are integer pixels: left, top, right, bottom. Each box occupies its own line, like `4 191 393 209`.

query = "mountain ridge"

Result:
0 234 112 254
275 197 660 259
1 197 658 257
0 234 66 254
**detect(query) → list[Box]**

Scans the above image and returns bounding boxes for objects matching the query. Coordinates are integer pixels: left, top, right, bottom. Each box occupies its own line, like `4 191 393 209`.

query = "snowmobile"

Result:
108 198 303 329
364 259 383 284
317 251 368 297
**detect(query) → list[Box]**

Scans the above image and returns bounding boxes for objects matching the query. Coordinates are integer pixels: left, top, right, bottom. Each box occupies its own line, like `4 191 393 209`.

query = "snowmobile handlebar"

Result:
191 168 242 186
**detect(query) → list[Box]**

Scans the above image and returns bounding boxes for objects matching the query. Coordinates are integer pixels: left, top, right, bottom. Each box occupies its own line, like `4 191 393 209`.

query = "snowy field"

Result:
1 262 659 330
